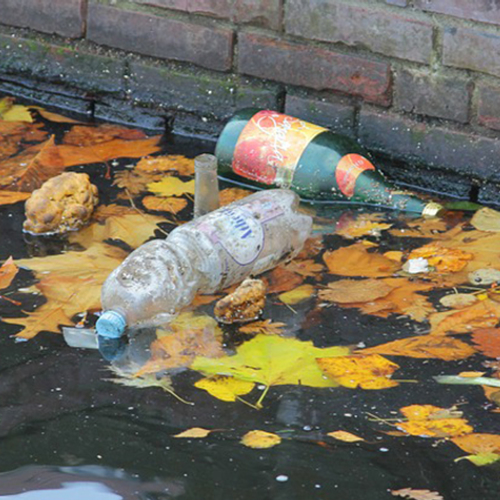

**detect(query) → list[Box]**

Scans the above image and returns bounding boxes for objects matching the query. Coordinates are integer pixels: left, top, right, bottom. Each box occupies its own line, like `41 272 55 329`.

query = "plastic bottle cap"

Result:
96 310 127 338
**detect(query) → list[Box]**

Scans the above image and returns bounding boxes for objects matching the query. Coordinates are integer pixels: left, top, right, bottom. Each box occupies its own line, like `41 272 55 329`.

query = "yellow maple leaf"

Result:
240 430 281 449
317 354 400 390
142 195 188 214
0 97 33 122
195 376 255 402
148 177 195 197
327 430 365 442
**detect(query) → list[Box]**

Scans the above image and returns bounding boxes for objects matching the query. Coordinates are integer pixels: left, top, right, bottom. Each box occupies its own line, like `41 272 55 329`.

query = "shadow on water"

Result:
0 93 499 500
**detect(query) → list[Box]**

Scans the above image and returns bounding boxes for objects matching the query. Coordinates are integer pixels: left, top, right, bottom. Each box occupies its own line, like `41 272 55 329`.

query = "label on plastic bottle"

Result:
335 154 375 197
232 110 326 187
193 196 283 266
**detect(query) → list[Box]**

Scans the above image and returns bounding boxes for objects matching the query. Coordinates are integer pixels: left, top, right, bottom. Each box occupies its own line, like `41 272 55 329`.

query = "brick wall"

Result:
1 0 500 202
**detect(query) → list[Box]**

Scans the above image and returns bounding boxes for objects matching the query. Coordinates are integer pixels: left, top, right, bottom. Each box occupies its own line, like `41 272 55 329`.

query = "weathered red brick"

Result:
238 33 391 105
477 84 500 131
0 0 85 38
394 69 471 123
415 0 500 27
87 4 233 71
285 0 433 64
136 0 282 29
443 27 500 78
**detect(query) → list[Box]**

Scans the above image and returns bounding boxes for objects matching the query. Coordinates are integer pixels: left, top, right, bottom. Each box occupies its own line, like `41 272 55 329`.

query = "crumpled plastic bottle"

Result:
96 189 312 338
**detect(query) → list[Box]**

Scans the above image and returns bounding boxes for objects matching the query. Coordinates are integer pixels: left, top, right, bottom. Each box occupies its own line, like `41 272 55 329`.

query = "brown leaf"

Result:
335 212 392 239
142 195 188 214
430 299 500 336
263 266 304 294
295 235 324 260
29 106 82 124
0 121 47 160
359 335 476 361
471 328 500 358
0 190 30 206
0 257 18 290
113 169 160 196
239 319 286 336
135 155 195 177
318 278 394 304
63 124 146 146
283 259 324 278
390 216 449 239
323 242 399 278
91 203 138 222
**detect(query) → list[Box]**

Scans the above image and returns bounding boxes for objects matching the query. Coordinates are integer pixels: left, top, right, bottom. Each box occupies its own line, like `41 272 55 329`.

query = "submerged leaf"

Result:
195 376 254 402
148 177 195 197
278 284 315 305
136 155 195 177
318 278 394 304
142 195 188 214
240 430 281 449
238 320 286 336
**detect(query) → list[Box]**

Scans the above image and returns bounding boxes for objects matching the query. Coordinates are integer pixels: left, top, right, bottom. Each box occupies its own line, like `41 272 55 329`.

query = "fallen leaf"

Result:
192 335 350 407
397 404 473 438
148 177 195 197
471 328 500 358
0 121 47 160
384 251 404 262
0 97 32 122
439 293 478 309
195 376 255 402
317 354 400 390
283 259 324 278
63 124 146 146
318 278 394 304
455 452 500 466
173 427 213 438
458 371 486 377
29 106 81 124
219 187 253 206
430 299 500 335
0 256 18 290
142 195 188 214
390 216 449 239
136 155 195 177
113 169 160 196
278 284 315 305
0 190 31 206
91 203 138 222
323 243 399 278
335 213 392 239
408 243 473 273
391 488 444 500
295 236 324 260
327 430 365 442
135 313 224 376
471 207 500 232
468 268 500 286
106 366 174 393
264 266 304 294
238 320 286 336
359 335 476 361
451 433 500 454
240 430 281 449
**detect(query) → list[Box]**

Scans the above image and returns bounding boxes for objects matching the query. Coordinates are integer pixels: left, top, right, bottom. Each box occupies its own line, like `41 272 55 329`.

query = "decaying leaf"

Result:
317 354 400 390
135 313 224 376
327 430 365 442
173 427 213 439
439 293 478 309
63 124 146 146
264 266 304 294
396 404 473 438
135 155 195 177
455 452 500 466
471 328 500 358
0 190 31 206
335 213 392 239
240 430 281 449
278 284 315 305
451 433 500 454
0 257 18 290
323 243 399 278
238 320 286 336
318 278 394 304
148 177 195 197
195 375 255 402
408 243 473 273
219 187 253 206
141 195 188 214
391 488 444 500
430 298 500 336
106 366 177 398
283 259 324 278
359 335 476 361
113 169 160 196
214 278 266 324
192 335 350 407
390 216 449 239
468 268 500 286
0 97 33 122
471 207 500 232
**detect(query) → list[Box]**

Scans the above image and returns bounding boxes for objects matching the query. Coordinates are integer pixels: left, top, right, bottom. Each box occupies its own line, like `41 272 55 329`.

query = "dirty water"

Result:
0 93 499 500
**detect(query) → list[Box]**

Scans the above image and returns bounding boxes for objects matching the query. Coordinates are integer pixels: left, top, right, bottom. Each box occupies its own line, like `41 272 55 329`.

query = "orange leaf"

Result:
63 124 146 146
240 430 281 449
0 256 18 290
408 243 473 273
263 266 304 294
135 155 195 177
219 187 254 206
359 334 476 361
0 190 30 206
451 433 500 454
173 427 213 439
283 259 324 278
317 354 400 390
239 320 286 336
319 278 395 304
335 213 392 239
391 488 444 500
323 243 399 278
471 328 500 358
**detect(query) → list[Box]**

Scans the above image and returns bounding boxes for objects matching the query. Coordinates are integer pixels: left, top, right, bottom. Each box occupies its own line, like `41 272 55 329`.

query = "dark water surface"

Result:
0 94 498 500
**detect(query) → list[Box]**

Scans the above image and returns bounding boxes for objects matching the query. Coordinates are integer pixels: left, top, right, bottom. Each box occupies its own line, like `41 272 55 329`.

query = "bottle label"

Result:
193 196 283 266
232 110 326 187
335 154 376 197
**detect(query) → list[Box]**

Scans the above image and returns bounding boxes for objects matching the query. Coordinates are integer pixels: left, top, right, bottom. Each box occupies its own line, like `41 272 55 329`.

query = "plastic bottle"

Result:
96 189 312 338
215 109 442 216
194 153 220 218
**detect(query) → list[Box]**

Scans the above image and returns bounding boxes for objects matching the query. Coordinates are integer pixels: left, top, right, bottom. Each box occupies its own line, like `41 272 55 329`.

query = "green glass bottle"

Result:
215 109 442 216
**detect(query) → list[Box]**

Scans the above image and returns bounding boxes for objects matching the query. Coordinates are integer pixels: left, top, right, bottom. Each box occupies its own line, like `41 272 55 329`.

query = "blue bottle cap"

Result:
96 310 127 338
